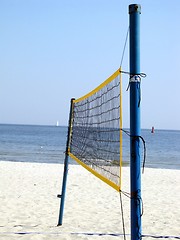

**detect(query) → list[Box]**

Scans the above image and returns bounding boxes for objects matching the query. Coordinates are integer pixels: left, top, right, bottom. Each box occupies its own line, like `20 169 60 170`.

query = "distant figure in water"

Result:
151 126 154 133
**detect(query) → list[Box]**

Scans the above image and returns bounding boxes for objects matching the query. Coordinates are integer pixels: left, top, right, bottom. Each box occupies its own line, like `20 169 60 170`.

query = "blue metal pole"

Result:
129 4 142 240
57 98 74 226
57 154 69 226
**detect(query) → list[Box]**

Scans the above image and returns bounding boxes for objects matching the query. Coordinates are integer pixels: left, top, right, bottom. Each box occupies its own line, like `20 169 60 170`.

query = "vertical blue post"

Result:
129 4 142 240
57 98 74 226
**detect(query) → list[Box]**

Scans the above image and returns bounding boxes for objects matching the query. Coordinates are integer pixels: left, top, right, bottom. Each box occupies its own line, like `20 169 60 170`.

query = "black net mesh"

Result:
70 70 122 188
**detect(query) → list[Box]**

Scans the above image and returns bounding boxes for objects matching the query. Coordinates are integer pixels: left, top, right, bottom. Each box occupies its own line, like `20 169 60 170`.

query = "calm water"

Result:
0 124 68 164
0 124 180 170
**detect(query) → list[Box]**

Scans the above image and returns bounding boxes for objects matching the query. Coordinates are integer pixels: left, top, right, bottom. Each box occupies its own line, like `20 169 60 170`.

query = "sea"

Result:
0 124 180 170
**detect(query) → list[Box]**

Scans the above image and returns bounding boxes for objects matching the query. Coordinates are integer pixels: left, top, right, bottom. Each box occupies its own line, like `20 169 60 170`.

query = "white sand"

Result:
0 161 179 240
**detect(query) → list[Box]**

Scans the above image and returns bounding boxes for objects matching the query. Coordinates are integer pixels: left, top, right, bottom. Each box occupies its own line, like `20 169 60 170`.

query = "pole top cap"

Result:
129 4 141 14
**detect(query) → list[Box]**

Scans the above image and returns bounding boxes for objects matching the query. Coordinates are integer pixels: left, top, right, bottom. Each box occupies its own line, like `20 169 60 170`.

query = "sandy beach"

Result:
0 161 179 240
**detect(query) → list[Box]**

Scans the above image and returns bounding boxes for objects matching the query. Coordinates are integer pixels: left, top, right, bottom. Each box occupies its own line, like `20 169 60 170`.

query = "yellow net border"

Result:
69 68 122 192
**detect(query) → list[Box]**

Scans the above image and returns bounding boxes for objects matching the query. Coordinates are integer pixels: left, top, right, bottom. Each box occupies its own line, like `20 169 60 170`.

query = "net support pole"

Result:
129 4 142 240
57 98 74 226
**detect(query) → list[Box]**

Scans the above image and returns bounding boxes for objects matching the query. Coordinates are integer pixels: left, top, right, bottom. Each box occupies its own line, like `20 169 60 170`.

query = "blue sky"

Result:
0 0 180 130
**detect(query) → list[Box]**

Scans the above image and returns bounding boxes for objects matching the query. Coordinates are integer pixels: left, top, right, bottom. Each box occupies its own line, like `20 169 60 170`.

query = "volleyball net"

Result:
67 68 122 191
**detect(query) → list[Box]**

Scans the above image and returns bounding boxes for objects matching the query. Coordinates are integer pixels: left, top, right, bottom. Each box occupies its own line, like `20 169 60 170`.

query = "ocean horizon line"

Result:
0 123 180 132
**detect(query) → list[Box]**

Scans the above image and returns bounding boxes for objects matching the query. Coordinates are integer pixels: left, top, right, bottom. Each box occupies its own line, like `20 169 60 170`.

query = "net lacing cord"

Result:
119 26 146 240
119 191 127 240
121 128 146 173
118 72 177 240
119 188 144 240
121 71 147 98
119 128 146 240
119 189 144 240
119 24 147 171
120 26 129 67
